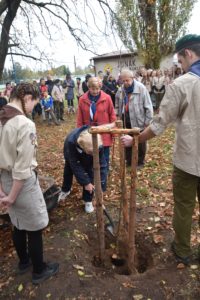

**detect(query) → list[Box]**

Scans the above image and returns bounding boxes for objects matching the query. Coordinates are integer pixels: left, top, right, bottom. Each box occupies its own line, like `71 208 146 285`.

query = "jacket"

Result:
77 91 117 146
150 72 200 177
63 79 75 100
64 126 107 190
115 79 153 130
51 84 64 102
41 95 53 110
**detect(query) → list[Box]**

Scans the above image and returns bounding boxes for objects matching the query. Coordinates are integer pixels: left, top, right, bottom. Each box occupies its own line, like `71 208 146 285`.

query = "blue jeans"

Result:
103 146 110 173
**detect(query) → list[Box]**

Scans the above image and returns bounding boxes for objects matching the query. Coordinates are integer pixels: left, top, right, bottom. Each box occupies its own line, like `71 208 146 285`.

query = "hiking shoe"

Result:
32 262 59 285
18 261 32 275
58 190 71 202
171 242 190 266
85 202 94 213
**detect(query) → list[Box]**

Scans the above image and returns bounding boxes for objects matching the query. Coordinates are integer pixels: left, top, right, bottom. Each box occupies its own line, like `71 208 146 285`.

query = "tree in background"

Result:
114 0 197 68
1 63 93 82
0 0 113 80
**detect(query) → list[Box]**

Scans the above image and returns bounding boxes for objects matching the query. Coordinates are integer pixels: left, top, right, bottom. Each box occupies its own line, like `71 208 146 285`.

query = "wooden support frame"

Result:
116 121 129 233
128 134 138 273
92 133 105 261
91 126 140 271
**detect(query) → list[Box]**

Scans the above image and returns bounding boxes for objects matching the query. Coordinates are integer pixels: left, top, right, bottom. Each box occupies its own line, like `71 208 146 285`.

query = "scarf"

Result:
123 83 134 112
188 59 200 77
89 92 101 122
0 105 23 125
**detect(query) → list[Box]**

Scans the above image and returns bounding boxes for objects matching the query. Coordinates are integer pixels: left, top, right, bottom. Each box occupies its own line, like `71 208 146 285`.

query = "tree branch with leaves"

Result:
114 0 197 68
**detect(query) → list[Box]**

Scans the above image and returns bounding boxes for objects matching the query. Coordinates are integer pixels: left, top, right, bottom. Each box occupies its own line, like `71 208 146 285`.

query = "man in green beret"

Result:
121 34 200 266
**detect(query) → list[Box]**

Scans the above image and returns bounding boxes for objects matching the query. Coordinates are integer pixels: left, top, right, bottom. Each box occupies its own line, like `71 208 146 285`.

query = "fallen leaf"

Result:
122 282 135 288
133 294 143 300
146 227 152 230
77 270 85 277
190 265 198 270
46 293 51 298
177 263 185 269
153 234 164 244
18 283 23 292
73 264 84 270
154 217 160 222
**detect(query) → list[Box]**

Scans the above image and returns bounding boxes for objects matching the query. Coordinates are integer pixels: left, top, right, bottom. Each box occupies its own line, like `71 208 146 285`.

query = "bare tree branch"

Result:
7 52 41 61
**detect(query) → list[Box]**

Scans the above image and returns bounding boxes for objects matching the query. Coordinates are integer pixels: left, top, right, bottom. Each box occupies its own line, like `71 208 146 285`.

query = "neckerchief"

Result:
123 82 134 112
188 59 200 78
0 105 23 125
89 92 101 122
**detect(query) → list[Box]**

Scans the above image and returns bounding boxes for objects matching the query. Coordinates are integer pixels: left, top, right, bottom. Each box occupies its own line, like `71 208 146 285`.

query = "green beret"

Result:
175 34 200 52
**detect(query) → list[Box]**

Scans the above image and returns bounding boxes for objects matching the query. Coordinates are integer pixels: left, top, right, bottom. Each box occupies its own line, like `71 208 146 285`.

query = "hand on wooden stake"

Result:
120 135 134 147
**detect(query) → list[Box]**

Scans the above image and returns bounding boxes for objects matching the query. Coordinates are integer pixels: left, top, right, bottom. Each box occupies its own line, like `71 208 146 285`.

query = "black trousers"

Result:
12 227 45 274
62 160 93 202
125 141 147 167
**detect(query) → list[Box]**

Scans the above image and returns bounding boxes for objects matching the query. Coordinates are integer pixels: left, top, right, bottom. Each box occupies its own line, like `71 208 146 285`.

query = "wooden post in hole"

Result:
92 133 105 262
115 120 129 234
128 135 138 273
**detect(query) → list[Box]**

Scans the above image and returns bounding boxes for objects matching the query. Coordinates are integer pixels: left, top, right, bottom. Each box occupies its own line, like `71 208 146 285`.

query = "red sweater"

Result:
77 91 116 146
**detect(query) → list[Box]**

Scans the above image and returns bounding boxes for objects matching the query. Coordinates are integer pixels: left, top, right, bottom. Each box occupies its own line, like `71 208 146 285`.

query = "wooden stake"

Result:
92 133 105 262
128 135 138 273
89 127 140 135
116 120 129 233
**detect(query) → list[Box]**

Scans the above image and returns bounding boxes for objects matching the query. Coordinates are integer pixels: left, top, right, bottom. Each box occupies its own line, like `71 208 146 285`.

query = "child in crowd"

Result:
3 82 12 100
40 91 59 125
0 83 59 284
51 79 64 121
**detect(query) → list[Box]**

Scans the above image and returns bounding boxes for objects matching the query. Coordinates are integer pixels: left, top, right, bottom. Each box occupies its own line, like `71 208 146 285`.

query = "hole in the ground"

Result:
91 230 153 275
109 232 153 275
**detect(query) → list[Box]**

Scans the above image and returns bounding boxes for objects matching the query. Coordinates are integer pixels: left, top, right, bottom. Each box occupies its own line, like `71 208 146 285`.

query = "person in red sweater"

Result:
77 77 116 172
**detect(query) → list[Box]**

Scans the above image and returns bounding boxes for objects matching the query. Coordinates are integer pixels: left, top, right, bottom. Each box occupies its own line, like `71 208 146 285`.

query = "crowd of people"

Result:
0 33 199 287
0 64 183 123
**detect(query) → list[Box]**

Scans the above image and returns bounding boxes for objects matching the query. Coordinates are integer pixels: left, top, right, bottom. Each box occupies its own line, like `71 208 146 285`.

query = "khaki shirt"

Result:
0 103 38 180
150 72 200 176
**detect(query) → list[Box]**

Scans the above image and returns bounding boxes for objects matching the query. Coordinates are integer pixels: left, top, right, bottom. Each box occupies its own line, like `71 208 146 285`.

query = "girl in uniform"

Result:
0 83 59 285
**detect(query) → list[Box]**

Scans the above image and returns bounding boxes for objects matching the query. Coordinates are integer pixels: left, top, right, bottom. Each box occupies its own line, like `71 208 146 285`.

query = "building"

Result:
90 50 174 78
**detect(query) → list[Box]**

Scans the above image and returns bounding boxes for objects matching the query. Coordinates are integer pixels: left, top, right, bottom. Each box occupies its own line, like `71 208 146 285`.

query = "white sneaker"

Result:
58 190 71 202
85 202 94 213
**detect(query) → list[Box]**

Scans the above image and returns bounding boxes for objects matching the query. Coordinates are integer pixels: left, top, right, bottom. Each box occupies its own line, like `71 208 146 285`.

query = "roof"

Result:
91 50 137 61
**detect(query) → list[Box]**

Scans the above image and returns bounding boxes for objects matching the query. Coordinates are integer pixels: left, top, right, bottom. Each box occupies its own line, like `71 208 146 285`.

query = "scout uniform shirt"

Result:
0 103 48 231
0 103 38 180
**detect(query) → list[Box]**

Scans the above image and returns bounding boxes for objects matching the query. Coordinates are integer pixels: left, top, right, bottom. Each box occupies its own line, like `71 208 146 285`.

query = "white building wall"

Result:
94 55 143 78
93 54 174 78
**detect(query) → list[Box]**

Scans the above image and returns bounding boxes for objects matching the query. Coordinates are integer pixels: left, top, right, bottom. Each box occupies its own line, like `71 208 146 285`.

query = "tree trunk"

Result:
127 135 138 273
0 0 21 80
116 120 129 233
92 133 105 262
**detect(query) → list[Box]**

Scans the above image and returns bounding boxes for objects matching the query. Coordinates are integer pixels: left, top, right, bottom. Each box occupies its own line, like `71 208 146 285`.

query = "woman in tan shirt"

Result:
0 83 59 284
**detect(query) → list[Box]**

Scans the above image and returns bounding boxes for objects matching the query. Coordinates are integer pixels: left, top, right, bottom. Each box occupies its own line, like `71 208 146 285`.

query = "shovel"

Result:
103 205 115 236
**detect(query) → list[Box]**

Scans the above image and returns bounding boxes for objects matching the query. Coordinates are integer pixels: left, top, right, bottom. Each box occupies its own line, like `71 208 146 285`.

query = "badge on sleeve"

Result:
29 132 37 145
